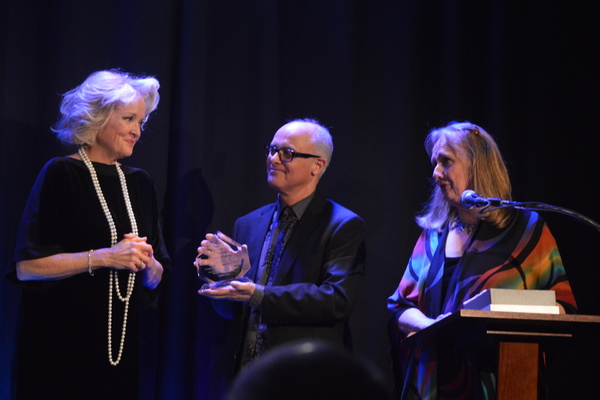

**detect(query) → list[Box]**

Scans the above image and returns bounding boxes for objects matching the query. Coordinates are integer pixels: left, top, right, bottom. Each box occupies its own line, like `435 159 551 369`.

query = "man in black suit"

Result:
197 118 366 370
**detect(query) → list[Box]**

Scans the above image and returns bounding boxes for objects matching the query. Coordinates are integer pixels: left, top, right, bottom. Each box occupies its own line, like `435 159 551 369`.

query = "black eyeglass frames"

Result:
264 145 321 162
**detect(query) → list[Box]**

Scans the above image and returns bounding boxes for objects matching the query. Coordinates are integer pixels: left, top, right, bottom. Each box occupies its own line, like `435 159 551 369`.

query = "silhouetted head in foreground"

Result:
226 340 392 400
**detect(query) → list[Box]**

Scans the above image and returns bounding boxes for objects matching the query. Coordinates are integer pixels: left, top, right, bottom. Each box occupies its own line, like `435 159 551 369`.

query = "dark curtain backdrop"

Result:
1 1 598 399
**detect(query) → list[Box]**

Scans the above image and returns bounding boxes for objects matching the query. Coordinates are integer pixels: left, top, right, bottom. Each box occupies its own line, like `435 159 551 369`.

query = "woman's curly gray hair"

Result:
52 70 160 146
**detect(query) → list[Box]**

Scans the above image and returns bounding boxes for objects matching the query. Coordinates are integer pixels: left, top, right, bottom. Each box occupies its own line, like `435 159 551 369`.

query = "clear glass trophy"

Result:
195 231 251 289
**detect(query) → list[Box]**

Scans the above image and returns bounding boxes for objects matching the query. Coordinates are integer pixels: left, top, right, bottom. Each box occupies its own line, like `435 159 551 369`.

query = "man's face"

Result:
266 122 323 197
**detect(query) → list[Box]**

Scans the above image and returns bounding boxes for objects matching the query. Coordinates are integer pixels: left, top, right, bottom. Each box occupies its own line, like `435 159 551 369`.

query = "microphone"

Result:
460 190 519 208
460 190 490 208
460 190 600 232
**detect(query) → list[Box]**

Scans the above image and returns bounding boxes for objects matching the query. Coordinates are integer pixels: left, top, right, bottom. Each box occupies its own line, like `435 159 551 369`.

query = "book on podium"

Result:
462 288 559 314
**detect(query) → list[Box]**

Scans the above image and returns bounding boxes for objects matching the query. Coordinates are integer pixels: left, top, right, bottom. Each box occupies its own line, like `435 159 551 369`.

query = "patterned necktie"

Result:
240 206 298 367
265 206 297 285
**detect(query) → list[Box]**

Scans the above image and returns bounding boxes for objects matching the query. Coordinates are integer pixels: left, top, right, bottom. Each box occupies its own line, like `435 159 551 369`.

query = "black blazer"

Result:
223 191 366 367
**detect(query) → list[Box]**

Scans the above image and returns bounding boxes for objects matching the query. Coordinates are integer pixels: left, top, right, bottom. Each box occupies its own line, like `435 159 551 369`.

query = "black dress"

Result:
9 157 170 400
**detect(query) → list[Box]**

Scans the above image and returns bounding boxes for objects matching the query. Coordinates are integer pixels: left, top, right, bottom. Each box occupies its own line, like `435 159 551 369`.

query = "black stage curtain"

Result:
1 1 598 399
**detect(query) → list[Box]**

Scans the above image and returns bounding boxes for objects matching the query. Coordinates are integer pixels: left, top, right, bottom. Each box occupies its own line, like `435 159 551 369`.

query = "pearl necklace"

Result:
78 147 137 366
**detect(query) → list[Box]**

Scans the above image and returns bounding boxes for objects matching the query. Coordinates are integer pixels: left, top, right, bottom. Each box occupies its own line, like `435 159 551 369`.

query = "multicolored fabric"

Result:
387 210 577 400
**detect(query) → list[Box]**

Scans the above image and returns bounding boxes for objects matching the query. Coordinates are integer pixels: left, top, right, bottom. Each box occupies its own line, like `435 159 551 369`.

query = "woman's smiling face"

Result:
93 97 146 164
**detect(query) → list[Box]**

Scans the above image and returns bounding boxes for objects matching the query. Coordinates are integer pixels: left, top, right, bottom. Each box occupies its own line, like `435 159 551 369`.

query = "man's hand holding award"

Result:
194 231 251 291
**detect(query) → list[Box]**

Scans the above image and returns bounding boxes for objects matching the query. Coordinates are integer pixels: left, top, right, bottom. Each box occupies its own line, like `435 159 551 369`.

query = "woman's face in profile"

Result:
430 137 470 208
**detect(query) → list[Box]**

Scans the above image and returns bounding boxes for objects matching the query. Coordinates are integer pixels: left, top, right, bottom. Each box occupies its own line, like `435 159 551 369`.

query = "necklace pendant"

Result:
452 217 477 235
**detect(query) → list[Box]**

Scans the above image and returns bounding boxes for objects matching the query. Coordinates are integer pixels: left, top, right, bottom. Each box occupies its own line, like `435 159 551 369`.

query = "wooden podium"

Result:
402 309 600 400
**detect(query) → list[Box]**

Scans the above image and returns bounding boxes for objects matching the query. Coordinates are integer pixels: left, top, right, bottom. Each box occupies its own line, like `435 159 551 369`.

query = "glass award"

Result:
195 231 251 289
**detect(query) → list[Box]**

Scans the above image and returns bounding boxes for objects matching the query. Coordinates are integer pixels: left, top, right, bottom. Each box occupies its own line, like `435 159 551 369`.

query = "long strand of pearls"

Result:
78 147 137 366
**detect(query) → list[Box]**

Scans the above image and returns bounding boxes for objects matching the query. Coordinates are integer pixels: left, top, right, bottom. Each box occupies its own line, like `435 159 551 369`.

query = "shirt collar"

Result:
276 192 314 221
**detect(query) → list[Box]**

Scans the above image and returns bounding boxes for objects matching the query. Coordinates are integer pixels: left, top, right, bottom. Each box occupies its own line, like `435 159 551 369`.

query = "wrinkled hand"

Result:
407 312 452 336
123 233 164 288
198 280 256 302
194 231 250 282
107 233 153 273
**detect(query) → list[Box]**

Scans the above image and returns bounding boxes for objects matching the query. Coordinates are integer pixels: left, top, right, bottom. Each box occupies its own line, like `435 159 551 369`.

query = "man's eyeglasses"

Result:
264 145 321 163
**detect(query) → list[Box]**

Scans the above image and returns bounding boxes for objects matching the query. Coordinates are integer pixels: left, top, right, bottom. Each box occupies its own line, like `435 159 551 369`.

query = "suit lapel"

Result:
245 204 275 282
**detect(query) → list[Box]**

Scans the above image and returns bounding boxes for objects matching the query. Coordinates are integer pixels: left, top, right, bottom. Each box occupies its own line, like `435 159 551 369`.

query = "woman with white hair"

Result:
9 70 170 399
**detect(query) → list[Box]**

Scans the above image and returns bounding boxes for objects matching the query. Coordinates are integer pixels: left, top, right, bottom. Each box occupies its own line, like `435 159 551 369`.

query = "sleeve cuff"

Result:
249 284 265 308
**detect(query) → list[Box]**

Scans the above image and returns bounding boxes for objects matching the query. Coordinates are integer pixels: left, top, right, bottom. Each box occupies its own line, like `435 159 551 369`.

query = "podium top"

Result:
402 309 600 348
